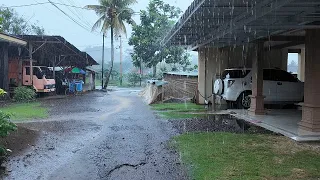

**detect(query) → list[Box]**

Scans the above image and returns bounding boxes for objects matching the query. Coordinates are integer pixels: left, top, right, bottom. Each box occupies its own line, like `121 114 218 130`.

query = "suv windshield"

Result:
222 70 250 79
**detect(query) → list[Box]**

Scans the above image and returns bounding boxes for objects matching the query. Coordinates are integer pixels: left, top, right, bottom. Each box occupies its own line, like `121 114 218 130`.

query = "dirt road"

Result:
3 88 187 180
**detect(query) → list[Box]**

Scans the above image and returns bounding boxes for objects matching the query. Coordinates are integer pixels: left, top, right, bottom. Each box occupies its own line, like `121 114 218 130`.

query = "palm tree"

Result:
86 0 136 89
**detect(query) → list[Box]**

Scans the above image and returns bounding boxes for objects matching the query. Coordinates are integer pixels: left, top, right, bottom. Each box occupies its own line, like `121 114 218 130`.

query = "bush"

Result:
0 89 17 156
13 86 36 102
126 72 141 86
0 89 6 96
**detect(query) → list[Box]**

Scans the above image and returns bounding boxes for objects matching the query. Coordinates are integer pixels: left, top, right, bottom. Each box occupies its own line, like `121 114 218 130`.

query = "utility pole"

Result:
119 35 123 86
140 58 142 87
101 34 105 88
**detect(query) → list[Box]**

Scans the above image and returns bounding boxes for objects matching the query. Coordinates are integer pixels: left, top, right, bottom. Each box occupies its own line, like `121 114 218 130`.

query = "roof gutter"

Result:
0 33 27 46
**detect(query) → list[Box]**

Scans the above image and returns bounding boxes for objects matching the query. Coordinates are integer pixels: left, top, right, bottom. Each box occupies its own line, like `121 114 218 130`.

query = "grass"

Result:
0 102 49 121
173 132 320 180
151 103 205 112
152 102 207 119
158 111 208 119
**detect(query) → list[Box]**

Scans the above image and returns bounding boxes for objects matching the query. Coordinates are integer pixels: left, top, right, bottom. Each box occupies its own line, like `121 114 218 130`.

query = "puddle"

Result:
169 114 273 134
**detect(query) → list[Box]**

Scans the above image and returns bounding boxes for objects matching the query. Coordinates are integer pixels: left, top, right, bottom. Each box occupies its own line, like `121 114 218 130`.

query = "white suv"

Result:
214 68 304 109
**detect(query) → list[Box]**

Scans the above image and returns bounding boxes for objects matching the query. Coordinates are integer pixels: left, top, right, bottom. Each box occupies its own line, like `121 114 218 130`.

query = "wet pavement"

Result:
2 88 187 180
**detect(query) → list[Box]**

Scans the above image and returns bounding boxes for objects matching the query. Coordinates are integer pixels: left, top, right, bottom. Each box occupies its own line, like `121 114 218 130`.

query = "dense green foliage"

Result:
0 89 17 156
0 8 45 35
13 86 36 102
126 72 140 86
86 0 137 89
129 0 191 76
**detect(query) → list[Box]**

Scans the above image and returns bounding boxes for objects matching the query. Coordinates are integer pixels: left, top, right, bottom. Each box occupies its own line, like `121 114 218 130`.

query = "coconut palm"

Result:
85 0 136 89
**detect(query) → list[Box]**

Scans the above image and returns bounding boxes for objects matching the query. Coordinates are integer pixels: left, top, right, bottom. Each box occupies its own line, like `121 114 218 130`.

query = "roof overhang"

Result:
0 33 27 46
162 0 320 50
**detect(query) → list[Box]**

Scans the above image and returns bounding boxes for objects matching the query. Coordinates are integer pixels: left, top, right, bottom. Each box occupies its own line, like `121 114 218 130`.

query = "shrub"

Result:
126 72 140 86
0 89 6 96
13 86 36 102
0 89 17 156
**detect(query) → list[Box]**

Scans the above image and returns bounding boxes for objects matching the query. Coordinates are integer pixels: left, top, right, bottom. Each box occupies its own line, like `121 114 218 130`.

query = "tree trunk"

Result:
153 65 156 77
103 26 114 89
101 34 105 88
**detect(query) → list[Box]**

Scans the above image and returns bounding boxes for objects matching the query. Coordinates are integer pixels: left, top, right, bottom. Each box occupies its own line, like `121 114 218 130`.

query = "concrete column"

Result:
298 48 305 82
248 42 265 115
299 29 320 132
281 49 288 71
198 48 206 104
0 42 9 92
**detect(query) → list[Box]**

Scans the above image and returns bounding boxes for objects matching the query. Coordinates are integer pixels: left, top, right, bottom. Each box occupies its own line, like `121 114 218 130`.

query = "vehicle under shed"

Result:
7 35 98 95
163 0 320 140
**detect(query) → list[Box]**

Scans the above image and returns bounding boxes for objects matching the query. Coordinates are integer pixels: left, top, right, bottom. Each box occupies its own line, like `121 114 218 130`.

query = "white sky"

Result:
2 0 194 51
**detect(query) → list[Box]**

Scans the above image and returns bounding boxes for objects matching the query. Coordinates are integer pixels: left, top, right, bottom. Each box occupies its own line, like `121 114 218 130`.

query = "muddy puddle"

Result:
169 114 273 134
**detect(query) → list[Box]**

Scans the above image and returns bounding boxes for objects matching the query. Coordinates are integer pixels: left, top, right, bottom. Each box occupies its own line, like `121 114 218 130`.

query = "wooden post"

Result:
0 42 9 92
29 43 33 85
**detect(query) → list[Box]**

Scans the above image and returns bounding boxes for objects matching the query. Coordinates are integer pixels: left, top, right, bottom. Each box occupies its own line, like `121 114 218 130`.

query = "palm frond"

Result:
92 15 105 32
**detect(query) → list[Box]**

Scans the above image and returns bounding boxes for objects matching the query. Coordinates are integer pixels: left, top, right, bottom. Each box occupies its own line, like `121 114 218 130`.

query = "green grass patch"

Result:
151 103 205 112
0 102 48 121
158 111 208 119
174 132 320 180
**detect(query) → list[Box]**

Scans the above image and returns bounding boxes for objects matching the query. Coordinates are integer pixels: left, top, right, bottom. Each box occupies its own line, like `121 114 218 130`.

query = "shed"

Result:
0 33 27 94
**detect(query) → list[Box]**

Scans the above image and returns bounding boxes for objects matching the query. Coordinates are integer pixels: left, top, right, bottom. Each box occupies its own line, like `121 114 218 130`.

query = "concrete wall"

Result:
197 44 288 104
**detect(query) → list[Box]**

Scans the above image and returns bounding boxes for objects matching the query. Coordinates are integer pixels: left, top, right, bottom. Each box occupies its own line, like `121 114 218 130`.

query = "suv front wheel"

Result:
237 91 252 109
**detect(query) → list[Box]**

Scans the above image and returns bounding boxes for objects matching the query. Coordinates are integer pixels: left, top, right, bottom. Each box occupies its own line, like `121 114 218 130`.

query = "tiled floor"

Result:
229 109 320 141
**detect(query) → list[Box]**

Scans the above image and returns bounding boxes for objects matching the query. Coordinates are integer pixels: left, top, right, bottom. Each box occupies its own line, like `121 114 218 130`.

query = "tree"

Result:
85 0 137 89
0 8 45 35
126 72 140 86
129 0 190 77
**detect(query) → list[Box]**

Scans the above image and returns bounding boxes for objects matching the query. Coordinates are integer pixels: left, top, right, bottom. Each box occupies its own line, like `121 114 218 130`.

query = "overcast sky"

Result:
3 0 194 51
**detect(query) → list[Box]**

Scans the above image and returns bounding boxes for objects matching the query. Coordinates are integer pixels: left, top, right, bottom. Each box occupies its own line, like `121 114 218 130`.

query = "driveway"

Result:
3 88 187 180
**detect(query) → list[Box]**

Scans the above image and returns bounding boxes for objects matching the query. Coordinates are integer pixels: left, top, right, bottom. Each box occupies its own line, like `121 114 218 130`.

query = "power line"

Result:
1 2 50 8
48 0 102 36
2 2 141 15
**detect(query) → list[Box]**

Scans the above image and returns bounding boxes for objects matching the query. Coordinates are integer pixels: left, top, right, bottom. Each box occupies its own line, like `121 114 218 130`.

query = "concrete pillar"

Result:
281 49 288 71
248 42 265 115
298 48 305 82
299 29 320 132
0 42 9 92
198 48 206 104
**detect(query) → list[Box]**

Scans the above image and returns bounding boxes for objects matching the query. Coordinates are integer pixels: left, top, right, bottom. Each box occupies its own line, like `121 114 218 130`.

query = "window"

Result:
222 70 250 79
33 67 43 79
263 69 297 82
277 70 298 82
25 67 30 75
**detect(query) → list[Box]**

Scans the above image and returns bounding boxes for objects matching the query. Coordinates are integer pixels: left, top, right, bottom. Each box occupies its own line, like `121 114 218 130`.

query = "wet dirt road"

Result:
3 88 187 180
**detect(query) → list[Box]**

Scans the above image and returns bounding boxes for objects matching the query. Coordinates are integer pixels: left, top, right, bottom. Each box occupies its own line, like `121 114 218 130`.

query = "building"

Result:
162 0 320 140
0 33 27 94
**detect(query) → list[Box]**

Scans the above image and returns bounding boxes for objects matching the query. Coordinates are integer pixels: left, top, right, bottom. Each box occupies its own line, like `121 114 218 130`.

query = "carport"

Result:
163 0 320 140
0 33 27 94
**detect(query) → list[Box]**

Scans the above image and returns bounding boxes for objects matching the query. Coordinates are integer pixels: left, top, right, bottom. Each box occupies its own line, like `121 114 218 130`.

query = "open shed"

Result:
7 35 98 93
163 0 320 140
0 33 27 94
